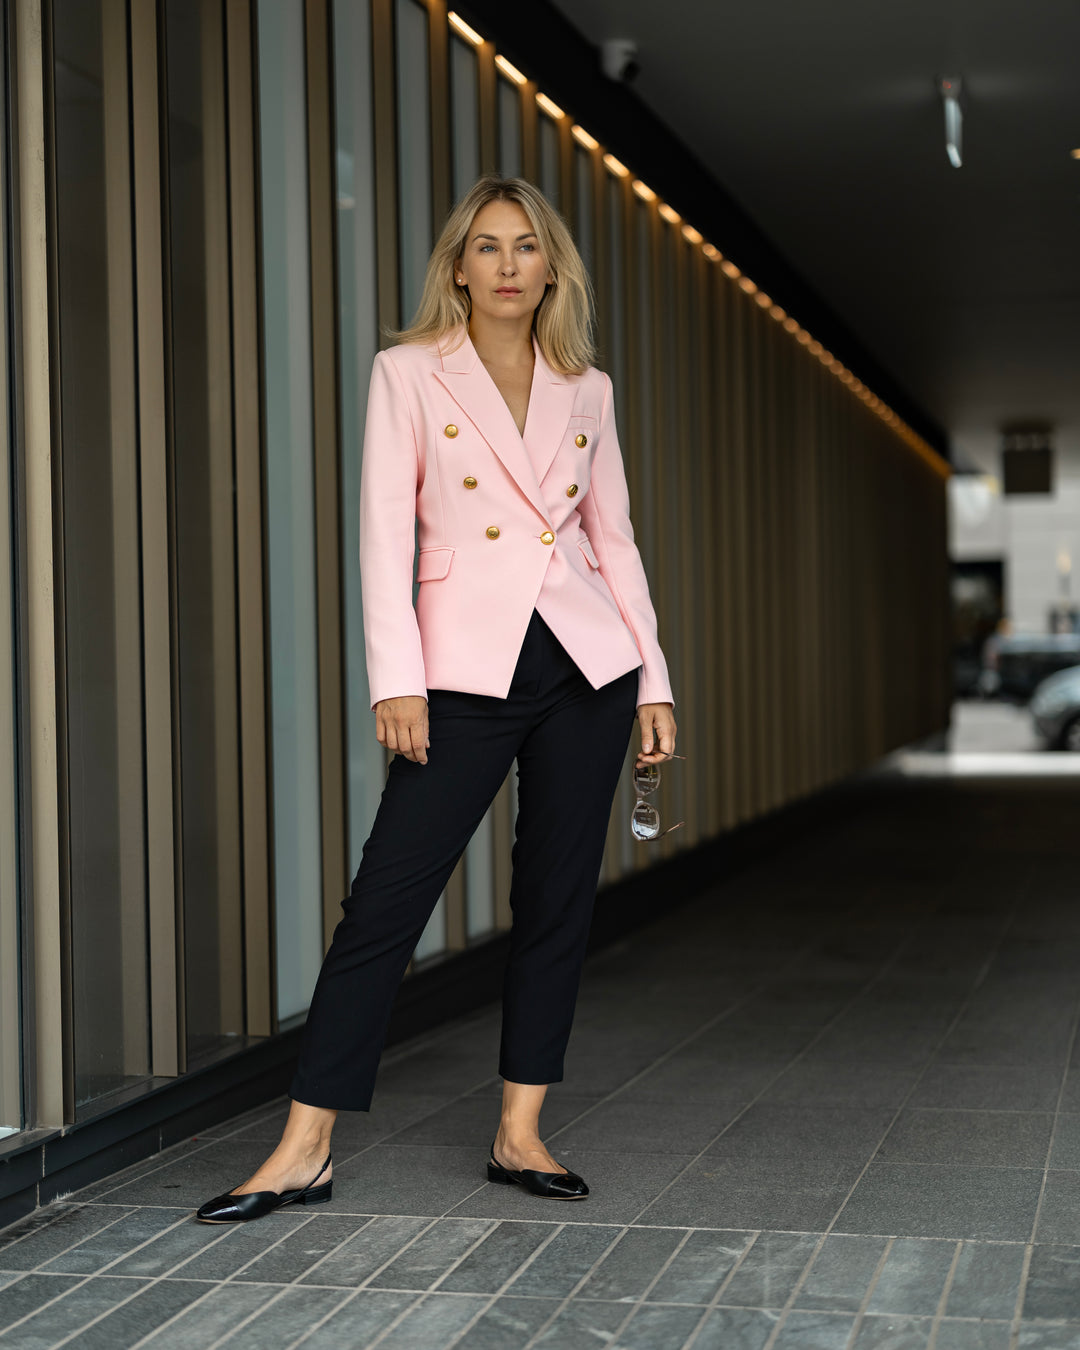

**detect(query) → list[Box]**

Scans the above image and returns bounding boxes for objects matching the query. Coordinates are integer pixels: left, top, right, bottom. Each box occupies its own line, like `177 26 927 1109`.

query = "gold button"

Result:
486 525 500 540
463 476 477 489
540 531 555 545
444 424 459 438
566 484 579 497
575 433 588 448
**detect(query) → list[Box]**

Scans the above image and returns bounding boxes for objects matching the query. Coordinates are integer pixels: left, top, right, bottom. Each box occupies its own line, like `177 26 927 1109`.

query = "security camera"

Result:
600 39 640 83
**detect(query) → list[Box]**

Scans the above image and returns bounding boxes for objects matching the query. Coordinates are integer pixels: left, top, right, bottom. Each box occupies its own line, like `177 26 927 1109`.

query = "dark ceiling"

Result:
547 0 1080 468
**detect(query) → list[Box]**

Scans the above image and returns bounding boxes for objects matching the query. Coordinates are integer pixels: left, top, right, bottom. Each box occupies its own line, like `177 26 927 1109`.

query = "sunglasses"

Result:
631 752 687 842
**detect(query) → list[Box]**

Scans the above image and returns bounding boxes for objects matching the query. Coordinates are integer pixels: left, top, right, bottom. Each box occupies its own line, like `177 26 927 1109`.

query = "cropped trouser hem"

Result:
288 610 638 1112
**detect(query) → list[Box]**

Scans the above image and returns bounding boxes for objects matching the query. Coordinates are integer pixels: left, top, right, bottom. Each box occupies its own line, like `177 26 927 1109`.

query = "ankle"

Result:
281 1131 332 1159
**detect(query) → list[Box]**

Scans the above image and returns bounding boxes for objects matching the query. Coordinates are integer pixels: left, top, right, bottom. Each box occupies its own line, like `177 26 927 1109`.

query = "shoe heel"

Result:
300 1181 333 1205
487 1162 514 1185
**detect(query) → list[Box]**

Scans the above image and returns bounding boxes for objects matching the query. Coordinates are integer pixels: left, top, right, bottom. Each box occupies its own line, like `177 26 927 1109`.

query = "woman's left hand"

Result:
636 703 677 766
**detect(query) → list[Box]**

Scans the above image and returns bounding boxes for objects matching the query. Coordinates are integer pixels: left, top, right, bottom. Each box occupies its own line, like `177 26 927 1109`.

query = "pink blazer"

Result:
358 329 674 710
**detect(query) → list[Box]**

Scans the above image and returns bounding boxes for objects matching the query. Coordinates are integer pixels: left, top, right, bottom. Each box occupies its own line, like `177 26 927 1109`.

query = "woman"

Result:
197 176 676 1223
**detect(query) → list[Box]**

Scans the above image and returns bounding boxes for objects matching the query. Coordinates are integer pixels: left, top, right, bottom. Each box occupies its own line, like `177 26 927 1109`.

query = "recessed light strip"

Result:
441 10 943 470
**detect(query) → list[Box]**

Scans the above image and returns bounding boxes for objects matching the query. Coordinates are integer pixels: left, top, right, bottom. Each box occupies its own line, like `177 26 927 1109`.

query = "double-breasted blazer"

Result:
358 328 673 710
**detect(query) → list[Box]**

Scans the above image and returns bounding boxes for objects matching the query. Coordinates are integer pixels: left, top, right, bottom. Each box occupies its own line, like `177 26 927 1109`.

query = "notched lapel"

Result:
433 334 550 523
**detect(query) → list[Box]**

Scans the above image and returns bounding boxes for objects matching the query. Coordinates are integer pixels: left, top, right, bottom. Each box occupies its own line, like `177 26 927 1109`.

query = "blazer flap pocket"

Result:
578 538 601 570
416 546 455 582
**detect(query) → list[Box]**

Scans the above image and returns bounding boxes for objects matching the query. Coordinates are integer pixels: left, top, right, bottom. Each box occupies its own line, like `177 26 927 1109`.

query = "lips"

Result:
495 288 521 295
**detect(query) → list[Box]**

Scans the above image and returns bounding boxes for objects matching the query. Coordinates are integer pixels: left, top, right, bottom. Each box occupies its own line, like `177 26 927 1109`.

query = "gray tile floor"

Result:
3 770 1080 1348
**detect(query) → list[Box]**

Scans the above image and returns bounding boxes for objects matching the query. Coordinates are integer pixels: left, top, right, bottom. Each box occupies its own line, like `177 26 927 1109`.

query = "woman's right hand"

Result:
374 696 430 764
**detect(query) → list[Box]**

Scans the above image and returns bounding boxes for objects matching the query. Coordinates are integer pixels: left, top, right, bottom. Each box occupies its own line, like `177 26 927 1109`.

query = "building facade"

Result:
0 0 950 1215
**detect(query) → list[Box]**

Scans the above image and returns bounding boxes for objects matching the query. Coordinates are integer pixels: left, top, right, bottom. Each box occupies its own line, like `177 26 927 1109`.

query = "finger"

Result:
409 719 428 765
393 719 417 761
638 712 655 756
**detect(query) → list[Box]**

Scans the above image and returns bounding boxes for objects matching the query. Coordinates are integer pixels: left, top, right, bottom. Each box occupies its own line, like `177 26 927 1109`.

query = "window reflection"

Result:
53 0 150 1106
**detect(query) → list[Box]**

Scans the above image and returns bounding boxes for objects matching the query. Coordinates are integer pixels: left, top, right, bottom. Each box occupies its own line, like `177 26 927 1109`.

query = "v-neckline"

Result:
472 335 539 444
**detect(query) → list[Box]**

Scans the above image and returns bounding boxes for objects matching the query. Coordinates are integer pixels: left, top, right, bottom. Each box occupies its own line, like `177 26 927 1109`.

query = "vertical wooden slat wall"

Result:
301 0 951 971
413 13 942 951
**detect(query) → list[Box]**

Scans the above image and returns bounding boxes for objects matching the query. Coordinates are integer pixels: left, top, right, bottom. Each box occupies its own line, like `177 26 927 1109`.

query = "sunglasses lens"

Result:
631 800 661 840
632 764 660 795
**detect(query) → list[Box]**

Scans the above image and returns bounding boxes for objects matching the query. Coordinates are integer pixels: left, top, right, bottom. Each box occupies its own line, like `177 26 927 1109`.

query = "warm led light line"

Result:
443 10 944 474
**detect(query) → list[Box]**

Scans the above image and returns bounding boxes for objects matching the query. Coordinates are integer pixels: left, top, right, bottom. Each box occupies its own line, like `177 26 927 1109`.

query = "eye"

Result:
519 243 535 252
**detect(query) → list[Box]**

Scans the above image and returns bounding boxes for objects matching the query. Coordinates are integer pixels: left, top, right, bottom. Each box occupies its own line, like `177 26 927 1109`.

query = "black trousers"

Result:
289 610 639 1111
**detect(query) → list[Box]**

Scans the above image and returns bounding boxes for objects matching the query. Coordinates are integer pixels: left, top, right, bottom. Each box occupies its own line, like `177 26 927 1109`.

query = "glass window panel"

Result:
538 113 558 201
396 0 431 324
333 0 383 869
164 0 245 1061
450 35 479 200
413 894 447 962
0 33 20 1132
257 0 324 1020
498 78 521 178
53 0 151 1107
464 816 494 939
575 148 593 279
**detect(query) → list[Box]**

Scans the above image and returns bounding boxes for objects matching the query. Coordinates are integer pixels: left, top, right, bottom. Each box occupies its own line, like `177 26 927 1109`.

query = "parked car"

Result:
979 633 1080 700
1030 666 1080 751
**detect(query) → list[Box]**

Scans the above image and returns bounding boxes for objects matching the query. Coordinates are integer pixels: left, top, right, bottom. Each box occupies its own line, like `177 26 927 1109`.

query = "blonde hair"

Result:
393 176 595 375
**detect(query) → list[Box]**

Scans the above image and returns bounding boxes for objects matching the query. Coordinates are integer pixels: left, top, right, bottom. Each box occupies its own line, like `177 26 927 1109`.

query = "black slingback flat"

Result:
487 1142 588 1200
196 1154 333 1223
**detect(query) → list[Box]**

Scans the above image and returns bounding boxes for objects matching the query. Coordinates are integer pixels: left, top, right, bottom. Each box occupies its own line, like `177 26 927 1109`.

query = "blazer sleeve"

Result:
576 371 675 708
358 350 428 709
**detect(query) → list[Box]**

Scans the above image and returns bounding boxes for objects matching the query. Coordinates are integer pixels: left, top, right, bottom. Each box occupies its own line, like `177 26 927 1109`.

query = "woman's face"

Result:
455 200 554 327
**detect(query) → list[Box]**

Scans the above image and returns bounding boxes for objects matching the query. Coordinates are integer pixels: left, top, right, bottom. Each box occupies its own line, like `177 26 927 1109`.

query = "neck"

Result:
468 313 535 366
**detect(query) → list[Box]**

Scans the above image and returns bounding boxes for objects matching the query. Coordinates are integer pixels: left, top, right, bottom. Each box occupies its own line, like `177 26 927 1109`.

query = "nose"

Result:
499 253 517 275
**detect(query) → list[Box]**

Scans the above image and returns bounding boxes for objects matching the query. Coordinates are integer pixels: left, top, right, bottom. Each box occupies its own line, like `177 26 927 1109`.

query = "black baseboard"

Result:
0 766 881 1231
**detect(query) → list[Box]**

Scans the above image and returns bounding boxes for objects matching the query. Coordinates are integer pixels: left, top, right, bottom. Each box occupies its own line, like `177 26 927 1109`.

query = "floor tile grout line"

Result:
823 899 1028 1238
519 1224 632 1350
0 1211 201 1344
622 921 929 1227
0 1202 136 1269
184 1215 386 1350
1008 1236 1037 1350
47 1210 324 1350
757 1232 832 1350
1018 989 1080 1260
599 1225 697 1350
679 1229 764 1350
541 941 830 1151
0 1271 100 1340
418 1216 500 1297
284 1214 447 1350
442 1219 571 1350
840 1234 896 1350
923 1238 964 1350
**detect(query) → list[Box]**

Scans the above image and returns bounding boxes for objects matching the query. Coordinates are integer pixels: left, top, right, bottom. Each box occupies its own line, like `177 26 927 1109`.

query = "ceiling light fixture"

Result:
603 153 629 177
702 244 722 262
1071 148 1080 160
535 93 564 119
447 12 483 45
939 76 963 168
632 179 657 201
495 55 527 85
682 224 703 245
658 203 680 224
571 125 599 150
